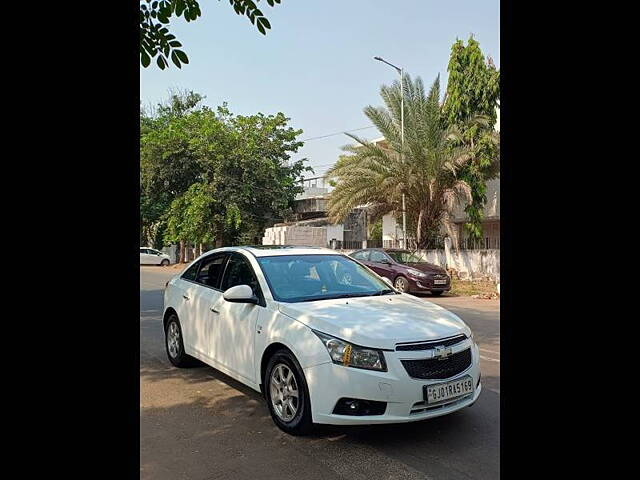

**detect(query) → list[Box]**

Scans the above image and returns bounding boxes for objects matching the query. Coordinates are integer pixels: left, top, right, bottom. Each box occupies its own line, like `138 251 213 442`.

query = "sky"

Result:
140 0 500 178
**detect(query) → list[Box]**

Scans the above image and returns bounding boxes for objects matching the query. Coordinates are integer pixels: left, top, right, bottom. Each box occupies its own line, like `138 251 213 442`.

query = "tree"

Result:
140 0 282 70
326 75 473 249
140 90 208 250
142 90 309 255
163 183 220 261
443 36 500 241
189 108 310 246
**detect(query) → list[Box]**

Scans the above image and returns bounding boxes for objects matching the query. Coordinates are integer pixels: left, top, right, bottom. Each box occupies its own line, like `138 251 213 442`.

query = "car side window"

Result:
221 253 261 296
195 254 228 289
352 251 370 261
181 261 200 281
140 248 148 254
369 251 388 263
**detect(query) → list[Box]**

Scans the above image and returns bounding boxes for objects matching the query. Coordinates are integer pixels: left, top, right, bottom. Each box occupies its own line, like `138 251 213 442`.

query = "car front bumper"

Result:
409 277 451 293
304 342 481 425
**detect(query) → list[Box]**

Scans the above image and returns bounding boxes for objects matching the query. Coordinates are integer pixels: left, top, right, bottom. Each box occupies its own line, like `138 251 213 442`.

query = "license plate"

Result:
434 279 447 285
424 376 473 404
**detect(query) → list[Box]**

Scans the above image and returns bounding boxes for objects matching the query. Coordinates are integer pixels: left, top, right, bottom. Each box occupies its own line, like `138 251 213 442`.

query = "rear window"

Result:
351 251 370 261
181 261 200 281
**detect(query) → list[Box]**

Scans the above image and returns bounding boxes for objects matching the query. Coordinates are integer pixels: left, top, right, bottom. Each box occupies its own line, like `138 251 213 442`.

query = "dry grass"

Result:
449 277 498 297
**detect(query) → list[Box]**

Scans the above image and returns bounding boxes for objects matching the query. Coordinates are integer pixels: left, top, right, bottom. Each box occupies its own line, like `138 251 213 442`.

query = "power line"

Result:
300 126 376 142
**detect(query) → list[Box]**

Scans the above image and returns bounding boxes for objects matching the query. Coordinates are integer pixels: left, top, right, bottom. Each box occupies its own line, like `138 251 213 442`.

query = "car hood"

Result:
403 262 447 274
278 294 469 350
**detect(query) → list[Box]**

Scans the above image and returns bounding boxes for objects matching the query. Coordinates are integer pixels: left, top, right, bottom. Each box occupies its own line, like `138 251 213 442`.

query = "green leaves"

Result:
327 73 476 249
142 91 307 247
141 1 281 70
443 36 500 241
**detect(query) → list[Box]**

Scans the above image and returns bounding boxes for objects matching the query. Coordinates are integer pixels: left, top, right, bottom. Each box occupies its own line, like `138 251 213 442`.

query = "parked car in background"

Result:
140 247 171 266
349 248 451 295
163 246 480 435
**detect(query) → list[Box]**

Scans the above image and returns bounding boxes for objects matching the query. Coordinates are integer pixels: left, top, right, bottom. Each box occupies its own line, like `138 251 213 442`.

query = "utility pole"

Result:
374 56 407 249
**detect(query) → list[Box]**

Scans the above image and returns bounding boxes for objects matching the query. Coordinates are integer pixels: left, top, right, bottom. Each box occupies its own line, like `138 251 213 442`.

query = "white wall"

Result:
262 225 329 247
450 178 500 221
382 212 403 241
326 224 344 242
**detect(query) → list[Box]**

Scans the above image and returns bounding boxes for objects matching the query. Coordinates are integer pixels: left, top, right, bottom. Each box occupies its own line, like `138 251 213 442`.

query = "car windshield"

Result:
387 251 423 264
257 254 396 303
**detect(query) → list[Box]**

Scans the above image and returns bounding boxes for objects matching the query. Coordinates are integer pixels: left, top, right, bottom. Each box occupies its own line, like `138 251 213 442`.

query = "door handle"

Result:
182 294 190 301
210 307 219 314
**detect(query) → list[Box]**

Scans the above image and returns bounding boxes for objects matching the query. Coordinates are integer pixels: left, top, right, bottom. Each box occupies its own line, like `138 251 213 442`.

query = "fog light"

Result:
333 398 387 416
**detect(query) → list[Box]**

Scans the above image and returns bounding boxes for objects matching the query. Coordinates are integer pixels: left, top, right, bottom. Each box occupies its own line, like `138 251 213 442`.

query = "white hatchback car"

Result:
163 246 481 435
140 247 171 266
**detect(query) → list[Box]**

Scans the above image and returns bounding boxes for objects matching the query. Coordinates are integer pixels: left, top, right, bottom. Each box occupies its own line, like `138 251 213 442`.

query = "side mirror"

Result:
223 284 258 304
382 277 393 287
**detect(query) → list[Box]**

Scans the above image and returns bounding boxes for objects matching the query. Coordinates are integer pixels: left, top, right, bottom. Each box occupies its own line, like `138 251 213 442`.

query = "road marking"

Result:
480 355 500 363
488 388 500 394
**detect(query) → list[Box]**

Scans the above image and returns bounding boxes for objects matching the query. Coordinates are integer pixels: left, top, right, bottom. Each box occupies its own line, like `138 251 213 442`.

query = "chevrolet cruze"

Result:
163 246 481 435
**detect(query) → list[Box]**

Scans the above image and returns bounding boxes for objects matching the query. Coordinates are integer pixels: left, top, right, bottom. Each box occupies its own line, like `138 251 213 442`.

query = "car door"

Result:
212 252 263 383
368 250 396 280
140 248 152 264
188 253 229 358
145 248 158 264
172 260 202 352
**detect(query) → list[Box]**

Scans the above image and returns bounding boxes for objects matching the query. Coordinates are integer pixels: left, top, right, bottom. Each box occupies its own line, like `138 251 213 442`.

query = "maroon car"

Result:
349 248 451 295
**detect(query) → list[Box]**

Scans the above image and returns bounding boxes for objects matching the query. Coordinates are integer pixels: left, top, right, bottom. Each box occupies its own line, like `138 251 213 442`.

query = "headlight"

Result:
407 268 427 278
313 331 387 371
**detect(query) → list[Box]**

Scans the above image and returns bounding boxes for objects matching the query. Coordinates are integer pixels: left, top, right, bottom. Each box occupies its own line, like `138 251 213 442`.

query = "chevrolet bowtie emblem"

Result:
433 345 453 360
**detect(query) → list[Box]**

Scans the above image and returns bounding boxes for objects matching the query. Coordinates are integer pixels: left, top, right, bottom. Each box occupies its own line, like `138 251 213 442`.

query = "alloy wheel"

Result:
395 276 408 293
269 363 299 422
167 321 180 359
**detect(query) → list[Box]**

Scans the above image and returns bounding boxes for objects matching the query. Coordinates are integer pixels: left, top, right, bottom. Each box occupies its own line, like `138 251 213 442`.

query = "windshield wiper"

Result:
299 292 373 302
371 288 397 296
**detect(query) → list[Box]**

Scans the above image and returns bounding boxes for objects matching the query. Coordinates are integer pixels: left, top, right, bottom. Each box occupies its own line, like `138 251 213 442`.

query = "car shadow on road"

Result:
141 353 499 437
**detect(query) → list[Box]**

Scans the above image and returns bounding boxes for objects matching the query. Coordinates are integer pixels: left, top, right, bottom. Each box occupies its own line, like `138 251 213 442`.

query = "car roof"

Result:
200 245 340 258
353 248 409 253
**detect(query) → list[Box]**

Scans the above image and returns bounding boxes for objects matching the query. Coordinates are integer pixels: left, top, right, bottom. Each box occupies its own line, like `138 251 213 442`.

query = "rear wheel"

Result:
161 259 170 266
264 350 313 436
394 276 409 293
165 315 196 367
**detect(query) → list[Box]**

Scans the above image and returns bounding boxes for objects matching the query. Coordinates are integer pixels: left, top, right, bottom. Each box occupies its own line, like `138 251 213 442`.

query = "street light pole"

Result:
374 56 407 249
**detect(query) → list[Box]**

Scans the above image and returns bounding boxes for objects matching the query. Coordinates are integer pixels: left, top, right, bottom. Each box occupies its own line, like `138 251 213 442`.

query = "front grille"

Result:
401 348 472 379
396 334 466 351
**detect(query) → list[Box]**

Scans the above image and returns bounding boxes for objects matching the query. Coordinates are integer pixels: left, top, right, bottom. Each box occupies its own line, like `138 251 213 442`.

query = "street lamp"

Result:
374 56 407 249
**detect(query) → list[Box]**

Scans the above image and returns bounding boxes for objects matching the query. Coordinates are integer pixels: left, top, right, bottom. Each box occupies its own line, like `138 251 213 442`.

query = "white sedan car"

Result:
140 247 171 266
163 246 481 435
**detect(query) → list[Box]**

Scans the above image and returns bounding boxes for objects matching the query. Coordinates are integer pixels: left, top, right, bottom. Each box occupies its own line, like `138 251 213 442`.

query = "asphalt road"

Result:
140 266 500 480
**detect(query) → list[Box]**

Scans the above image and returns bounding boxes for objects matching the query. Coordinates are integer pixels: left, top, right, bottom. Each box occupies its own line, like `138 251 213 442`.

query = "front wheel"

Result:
394 276 409 293
264 350 313 436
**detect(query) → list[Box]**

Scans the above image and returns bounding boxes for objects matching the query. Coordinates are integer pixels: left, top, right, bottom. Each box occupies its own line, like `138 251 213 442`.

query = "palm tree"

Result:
326 74 474 249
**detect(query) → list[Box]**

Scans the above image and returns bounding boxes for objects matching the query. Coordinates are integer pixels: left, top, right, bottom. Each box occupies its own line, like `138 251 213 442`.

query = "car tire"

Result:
430 290 443 296
161 259 170 266
394 275 410 293
264 349 313 436
165 314 197 368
